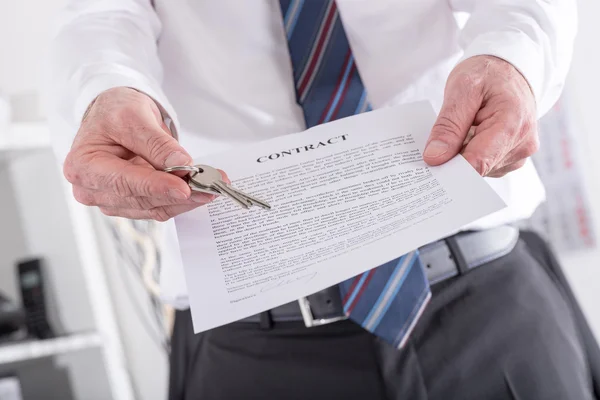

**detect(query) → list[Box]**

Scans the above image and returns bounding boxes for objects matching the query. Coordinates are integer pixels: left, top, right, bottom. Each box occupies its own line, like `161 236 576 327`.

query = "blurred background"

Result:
0 1 599 400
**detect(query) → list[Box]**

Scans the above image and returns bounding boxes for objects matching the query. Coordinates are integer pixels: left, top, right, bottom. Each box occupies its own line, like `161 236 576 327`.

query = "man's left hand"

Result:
423 55 538 178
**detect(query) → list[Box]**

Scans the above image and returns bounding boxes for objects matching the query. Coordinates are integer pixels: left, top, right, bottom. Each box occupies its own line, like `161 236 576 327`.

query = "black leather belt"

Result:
241 226 520 327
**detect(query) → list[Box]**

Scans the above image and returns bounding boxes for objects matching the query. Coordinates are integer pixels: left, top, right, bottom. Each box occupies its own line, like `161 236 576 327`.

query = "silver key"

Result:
164 164 271 210
195 183 271 210
187 166 248 209
224 183 271 210
189 165 271 210
163 165 220 195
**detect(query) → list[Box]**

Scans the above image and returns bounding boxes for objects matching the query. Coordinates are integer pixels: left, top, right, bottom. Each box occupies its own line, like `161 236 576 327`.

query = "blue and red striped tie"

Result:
279 0 432 349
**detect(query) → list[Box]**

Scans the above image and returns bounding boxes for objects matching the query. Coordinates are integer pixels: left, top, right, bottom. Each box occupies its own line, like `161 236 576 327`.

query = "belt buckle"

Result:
297 297 348 328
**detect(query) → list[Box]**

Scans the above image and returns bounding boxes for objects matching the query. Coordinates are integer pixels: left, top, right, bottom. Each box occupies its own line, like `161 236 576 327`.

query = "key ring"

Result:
163 165 204 174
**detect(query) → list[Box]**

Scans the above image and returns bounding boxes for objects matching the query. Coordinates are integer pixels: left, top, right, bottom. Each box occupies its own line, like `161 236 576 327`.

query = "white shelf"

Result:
0 122 51 156
0 123 135 399
0 332 102 365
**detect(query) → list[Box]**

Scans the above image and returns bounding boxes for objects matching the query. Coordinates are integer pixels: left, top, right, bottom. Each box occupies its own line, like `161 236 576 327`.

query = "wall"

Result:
556 0 600 341
0 1 65 121
0 1 169 399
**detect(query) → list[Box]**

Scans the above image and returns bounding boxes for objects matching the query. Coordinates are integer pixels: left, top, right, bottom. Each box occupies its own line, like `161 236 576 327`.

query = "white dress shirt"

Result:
47 0 577 308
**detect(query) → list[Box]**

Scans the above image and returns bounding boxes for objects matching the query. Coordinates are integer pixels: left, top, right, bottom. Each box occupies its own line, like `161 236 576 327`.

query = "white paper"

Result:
518 96 597 252
174 102 506 332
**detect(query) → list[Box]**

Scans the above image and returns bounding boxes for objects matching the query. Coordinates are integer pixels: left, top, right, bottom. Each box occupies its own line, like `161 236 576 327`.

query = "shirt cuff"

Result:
459 30 545 117
73 64 180 139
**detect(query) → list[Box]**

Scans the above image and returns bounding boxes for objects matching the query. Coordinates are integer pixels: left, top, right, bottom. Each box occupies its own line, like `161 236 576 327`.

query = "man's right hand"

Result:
63 87 217 221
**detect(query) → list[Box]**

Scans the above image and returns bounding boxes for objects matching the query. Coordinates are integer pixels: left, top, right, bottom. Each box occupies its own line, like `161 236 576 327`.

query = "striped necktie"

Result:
279 0 432 349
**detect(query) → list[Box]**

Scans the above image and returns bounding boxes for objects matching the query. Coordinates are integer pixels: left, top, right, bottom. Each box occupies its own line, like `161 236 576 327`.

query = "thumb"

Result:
424 85 480 166
127 110 193 170
143 130 193 170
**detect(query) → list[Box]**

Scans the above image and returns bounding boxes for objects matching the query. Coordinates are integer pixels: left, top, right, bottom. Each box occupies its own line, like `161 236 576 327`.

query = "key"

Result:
223 183 271 210
193 183 271 210
189 165 271 210
164 164 272 210
187 180 221 196
163 165 220 195
187 166 249 209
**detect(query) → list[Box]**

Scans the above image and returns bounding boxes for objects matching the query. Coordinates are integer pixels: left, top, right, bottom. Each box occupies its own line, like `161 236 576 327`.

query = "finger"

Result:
424 72 483 165
462 100 537 176
65 152 192 200
73 186 215 209
106 99 193 170
487 159 527 178
130 154 190 180
99 203 209 222
460 110 519 176
218 169 231 184
494 135 539 170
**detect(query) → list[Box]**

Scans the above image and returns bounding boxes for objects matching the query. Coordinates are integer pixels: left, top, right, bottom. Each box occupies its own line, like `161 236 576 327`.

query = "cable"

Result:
106 219 171 353
105 222 166 400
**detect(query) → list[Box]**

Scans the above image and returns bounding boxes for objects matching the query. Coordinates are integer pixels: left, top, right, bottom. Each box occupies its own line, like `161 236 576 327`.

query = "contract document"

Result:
174 102 506 332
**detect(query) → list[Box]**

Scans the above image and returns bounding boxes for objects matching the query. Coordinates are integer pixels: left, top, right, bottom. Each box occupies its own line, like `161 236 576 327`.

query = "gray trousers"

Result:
169 231 599 400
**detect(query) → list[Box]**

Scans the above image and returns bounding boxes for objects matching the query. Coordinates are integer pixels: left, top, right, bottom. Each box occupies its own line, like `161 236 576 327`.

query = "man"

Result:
47 0 599 399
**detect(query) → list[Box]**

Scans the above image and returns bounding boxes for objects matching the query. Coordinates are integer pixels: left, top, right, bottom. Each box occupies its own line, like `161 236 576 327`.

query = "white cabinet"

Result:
0 123 134 400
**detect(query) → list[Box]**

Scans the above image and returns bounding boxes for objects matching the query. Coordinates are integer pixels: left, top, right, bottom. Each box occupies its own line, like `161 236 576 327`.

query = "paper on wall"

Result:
518 96 597 252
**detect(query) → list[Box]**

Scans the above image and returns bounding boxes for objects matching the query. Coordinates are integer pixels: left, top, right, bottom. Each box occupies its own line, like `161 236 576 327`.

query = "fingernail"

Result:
164 151 191 168
168 188 188 200
191 193 214 203
424 140 449 158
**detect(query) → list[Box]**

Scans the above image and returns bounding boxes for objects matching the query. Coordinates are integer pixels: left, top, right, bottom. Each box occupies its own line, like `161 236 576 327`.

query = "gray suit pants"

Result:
168 231 599 400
